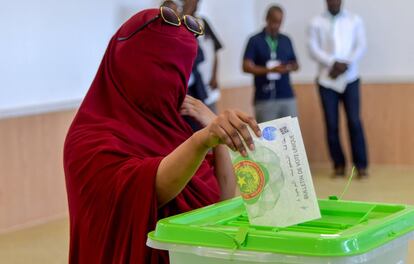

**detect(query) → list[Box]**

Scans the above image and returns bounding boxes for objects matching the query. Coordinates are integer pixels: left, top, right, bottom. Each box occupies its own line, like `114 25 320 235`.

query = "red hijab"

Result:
64 8 220 263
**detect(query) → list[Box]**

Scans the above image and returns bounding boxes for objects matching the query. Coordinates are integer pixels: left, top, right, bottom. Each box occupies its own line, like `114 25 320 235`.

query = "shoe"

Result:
333 166 345 178
357 168 368 179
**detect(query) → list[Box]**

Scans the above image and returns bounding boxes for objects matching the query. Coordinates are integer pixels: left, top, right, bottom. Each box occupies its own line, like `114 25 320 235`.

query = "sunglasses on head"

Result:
118 6 204 41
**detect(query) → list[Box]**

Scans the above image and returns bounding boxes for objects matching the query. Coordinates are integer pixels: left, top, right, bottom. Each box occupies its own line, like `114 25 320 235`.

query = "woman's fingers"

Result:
224 111 254 152
218 120 247 156
179 102 194 116
181 95 216 127
222 110 260 151
183 95 198 105
179 108 190 116
209 122 236 151
235 110 262 137
181 96 197 113
220 110 262 156
180 99 198 116
200 109 261 156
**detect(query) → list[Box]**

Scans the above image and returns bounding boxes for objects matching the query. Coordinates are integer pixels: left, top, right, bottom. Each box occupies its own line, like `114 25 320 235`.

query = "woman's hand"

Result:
156 108 261 205
180 95 216 127
196 110 262 157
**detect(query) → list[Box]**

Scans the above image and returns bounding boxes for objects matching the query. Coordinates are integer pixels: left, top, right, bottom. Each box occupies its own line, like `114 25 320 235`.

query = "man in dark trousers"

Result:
308 0 368 178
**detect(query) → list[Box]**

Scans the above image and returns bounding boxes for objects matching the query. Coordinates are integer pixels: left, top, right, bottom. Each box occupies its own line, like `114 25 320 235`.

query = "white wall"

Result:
0 0 164 118
1 0 413 118
115 0 158 26
0 0 117 117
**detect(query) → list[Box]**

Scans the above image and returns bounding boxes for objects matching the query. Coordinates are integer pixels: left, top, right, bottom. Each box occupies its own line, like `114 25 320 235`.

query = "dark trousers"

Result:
319 79 368 169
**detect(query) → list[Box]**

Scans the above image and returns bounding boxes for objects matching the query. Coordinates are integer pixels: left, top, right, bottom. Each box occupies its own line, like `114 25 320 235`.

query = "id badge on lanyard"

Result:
270 51 277 60
266 36 281 81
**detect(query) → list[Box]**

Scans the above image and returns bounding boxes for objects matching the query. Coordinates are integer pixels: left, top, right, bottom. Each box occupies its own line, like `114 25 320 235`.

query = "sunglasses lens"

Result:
161 6 180 26
184 16 204 35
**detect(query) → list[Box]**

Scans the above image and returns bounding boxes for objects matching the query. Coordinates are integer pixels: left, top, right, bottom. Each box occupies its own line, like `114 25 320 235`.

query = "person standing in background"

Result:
243 5 299 123
308 0 368 178
182 0 223 113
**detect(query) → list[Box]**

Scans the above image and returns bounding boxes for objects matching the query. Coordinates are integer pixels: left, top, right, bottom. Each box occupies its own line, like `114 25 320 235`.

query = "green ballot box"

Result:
147 197 414 264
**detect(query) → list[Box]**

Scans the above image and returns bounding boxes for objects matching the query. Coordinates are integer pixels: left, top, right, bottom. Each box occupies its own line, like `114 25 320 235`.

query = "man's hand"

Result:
329 61 348 79
209 77 219 90
270 64 289 74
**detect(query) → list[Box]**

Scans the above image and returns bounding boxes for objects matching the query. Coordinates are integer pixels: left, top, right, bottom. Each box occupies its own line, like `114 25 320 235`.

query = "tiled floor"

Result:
1 165 414 263
0 218 68 264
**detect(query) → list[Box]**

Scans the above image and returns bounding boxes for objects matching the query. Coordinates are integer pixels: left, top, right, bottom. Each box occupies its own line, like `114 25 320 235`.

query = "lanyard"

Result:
265 35 278 60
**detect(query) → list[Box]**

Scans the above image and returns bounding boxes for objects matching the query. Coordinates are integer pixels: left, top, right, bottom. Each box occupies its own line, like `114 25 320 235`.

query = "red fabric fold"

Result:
64 8 220 263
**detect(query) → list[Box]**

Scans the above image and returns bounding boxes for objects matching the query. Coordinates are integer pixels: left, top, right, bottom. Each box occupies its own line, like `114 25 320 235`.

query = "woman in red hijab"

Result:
64 7 261 263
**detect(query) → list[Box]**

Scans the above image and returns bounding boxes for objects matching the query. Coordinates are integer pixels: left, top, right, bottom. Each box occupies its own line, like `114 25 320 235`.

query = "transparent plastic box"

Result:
147 197 414 264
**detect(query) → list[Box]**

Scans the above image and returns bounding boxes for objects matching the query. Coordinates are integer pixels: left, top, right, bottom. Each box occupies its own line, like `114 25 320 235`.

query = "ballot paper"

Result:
229 117 321 227
318 68 348 93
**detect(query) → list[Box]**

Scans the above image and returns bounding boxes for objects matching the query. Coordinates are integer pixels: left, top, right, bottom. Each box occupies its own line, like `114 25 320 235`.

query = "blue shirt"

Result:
244 29 297 101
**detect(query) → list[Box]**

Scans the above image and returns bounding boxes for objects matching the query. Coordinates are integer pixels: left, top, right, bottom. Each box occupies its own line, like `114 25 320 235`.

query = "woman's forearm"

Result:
166 100 261 207
213 144 236 200
155 129 210 207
